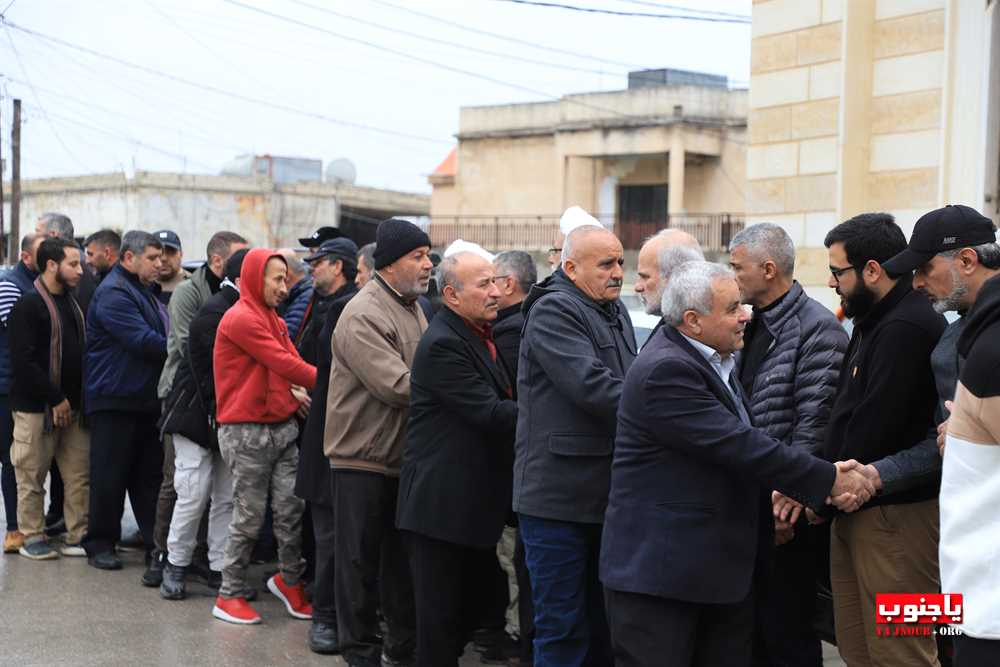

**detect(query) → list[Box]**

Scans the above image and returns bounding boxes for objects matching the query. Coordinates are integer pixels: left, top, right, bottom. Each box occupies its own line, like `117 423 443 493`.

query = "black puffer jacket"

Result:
741 282 848 453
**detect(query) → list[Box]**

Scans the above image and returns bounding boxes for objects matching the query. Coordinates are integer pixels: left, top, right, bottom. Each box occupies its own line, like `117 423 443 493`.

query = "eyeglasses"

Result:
547 247 562 255
829 265 856 284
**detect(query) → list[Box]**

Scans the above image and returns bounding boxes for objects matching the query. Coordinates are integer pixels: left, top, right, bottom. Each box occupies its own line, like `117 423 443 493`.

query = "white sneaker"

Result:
60 543 87 557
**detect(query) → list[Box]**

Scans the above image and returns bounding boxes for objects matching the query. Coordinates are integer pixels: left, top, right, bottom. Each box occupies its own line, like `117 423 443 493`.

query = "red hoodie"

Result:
214 248 317 424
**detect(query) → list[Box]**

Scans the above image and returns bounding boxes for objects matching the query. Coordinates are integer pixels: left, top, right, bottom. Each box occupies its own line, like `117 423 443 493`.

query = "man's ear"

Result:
681 309 701 335
763 259 779 281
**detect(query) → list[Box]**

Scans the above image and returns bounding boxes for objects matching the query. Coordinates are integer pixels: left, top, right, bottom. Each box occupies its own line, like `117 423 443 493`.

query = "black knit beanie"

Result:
224 247 251 282
373 218 431 269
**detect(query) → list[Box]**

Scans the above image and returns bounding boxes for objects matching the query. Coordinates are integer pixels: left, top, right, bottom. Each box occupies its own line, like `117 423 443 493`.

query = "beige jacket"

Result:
324 274 428 476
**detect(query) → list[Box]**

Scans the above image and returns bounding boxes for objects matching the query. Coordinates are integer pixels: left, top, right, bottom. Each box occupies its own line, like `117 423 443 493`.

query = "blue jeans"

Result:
0 395 17 531
519 514 612 667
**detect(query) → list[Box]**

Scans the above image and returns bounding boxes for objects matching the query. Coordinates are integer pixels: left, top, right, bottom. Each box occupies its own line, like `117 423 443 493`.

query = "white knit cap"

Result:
443 239 495 262
559 205 603 235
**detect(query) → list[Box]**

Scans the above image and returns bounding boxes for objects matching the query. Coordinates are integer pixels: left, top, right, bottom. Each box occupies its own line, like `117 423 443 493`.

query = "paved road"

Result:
0 492 845 665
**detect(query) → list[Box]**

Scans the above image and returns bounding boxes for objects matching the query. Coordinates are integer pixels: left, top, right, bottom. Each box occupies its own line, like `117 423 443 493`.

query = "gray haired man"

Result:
728 223 848 667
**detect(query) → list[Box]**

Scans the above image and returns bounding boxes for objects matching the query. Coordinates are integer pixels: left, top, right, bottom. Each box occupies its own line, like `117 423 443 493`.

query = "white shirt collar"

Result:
679 331 736 385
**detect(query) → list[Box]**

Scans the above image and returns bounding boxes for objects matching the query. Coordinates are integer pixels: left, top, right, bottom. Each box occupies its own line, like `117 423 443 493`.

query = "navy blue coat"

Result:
85 263 168 414
600 325 835 605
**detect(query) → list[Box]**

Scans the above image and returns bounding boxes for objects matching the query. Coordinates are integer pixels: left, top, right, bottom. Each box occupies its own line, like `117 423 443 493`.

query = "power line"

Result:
2 26 92 172
2 75 252 154
287 0 623 77
368 0 649 70
26 103 219 171
615 0 750 20
222 0 635 118
1 18 453 147
491 0 751 23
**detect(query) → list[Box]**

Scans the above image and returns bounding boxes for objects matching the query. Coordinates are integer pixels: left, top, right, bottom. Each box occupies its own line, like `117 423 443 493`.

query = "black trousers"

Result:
605 587 753 667
333 470 415 663
752 526 824 667
82 410 163 557
955 635 1000 667
311 500 337 626
404 530 504 667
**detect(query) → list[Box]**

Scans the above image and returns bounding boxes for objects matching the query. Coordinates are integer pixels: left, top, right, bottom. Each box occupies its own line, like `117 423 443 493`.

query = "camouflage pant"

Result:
217 420 305 598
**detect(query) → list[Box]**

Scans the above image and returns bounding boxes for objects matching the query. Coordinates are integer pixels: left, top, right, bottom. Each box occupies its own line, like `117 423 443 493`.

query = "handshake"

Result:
773 459 881 527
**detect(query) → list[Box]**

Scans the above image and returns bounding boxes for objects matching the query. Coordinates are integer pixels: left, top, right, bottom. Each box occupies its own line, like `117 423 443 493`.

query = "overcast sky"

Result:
0 0 750 194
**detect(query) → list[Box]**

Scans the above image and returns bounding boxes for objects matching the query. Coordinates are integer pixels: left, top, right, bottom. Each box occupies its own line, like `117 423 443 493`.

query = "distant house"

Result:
428 68 747 253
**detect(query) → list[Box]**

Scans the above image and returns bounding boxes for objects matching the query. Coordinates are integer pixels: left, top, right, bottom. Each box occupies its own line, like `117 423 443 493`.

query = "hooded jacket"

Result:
512 268 637 524
214 249 316 424
941 272 1000 640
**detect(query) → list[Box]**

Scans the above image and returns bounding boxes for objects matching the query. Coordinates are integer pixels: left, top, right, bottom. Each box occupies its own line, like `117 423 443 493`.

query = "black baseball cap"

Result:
882 205 997 277
154 229 182 251
303 237 359 265
298 226 344 247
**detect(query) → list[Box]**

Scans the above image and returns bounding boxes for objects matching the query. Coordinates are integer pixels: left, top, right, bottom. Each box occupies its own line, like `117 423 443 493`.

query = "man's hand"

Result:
938 401 953 456
805 507 828 525
51 399 72 429
291 385 311 419
772 490 803 524
829 459 875 512
774 518 795 546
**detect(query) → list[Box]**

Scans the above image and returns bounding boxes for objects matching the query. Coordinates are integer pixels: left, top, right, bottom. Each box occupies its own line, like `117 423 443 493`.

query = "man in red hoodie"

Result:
210 248 317 625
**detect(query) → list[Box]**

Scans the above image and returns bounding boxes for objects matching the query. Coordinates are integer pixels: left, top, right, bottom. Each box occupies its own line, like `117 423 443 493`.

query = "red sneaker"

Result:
267 574 313 620
212 596 262 625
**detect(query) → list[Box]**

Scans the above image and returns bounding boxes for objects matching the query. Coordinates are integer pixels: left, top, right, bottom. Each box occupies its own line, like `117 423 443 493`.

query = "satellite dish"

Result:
326 158 357 185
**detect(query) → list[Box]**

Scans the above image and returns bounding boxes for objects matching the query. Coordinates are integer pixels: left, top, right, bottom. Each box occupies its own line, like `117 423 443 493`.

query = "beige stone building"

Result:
749 0 1000 306
429 70 748 253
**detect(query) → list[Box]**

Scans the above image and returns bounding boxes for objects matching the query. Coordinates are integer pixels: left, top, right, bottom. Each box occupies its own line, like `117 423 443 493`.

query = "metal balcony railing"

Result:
428 213 744 253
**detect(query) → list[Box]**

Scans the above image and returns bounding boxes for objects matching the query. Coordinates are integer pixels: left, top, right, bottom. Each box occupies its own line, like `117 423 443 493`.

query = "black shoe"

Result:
308 621 340 655
381 650 414 667
142 550 166 587
44 516 67 538
345 655 381 667
160 561 187 600
88 551 123 571
186 561 221 590
477 634 521 665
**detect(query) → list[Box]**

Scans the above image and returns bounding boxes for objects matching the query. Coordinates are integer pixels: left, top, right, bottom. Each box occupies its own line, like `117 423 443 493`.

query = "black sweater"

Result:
8 289 85 412
821 277 946 507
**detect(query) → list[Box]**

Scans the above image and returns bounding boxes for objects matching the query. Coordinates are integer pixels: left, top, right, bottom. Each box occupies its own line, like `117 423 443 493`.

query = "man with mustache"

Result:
817 213 947 666
513 223 636 666
396 251 517 666
325 218 432 667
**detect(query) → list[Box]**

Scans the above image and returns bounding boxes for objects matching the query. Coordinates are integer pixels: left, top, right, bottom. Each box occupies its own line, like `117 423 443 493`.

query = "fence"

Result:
428 213 744 253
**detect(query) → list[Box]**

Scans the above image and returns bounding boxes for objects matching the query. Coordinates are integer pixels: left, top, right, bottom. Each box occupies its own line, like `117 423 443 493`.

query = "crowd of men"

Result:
0 203 997 667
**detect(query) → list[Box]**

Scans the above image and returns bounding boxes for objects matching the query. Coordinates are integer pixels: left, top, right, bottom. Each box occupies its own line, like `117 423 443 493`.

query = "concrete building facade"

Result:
2 171 429 257
429 72 748 252
749 0 1000 305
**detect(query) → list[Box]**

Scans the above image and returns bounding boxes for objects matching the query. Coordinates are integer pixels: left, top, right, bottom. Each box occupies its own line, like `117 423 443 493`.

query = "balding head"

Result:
561 226 624 304
635 229 705 315
277 248 306 288
439 251 502 327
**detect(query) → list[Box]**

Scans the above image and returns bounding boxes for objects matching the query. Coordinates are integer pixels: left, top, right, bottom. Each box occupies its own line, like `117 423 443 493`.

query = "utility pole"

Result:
10 98 21 266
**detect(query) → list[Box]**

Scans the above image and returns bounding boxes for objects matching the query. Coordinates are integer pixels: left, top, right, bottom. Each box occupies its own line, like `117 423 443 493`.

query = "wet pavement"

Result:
0 492 845 666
